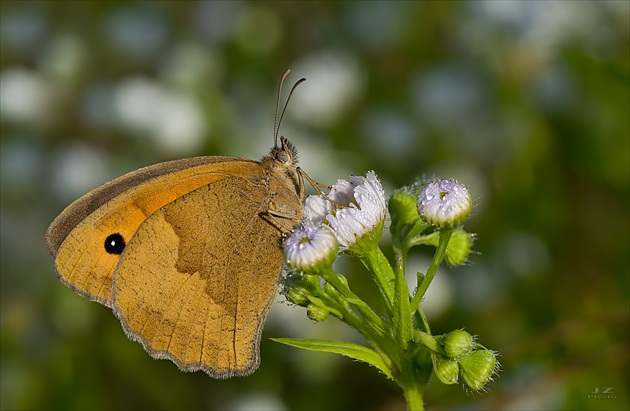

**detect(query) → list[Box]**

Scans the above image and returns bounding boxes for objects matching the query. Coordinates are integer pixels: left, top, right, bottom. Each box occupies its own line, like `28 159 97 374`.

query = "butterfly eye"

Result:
275 137 298 165
104 233 126 255
276 150 290 163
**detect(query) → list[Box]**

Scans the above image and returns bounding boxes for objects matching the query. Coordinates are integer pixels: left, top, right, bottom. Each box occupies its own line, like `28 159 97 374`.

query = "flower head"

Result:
417 179 472 229
305 171 387 252
284 223 338 273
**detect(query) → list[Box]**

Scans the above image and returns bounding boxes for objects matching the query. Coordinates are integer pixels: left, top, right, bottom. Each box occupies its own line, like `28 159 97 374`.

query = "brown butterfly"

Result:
46 70 311 378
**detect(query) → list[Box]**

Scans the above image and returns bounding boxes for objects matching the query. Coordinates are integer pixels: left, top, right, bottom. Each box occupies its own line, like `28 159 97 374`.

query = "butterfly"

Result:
46 70 313 378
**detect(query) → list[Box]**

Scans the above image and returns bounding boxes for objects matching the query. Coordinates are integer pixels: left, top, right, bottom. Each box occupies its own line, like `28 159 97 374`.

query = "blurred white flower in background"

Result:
290 51 365 127
113 77 207 155
40 33 86 87
224 392 287 411
50 144 109 202
0 68 56 124
406 256 453 318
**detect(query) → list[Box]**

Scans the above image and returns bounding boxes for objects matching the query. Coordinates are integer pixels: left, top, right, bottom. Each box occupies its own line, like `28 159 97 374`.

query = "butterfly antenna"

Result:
274 71 306 148
274 69 291 148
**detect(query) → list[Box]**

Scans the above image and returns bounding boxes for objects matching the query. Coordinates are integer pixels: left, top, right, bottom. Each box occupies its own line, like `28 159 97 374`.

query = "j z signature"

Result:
587 387 617 400
590 387 613 394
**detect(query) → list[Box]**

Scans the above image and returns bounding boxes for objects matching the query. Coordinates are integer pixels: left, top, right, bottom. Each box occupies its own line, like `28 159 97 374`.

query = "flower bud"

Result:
443 329 475 359
417 179 472 229
432 353 459 385
389 190 421 227
284 224 338 274
306 303 330 322
285 284 309 306
458 349 498 391
444 229 472 267
282 270 322 306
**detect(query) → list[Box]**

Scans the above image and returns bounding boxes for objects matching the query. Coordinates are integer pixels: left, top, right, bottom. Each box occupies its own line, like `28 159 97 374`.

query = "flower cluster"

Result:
305 171 386 249
277 173 497 410
286 171 387 271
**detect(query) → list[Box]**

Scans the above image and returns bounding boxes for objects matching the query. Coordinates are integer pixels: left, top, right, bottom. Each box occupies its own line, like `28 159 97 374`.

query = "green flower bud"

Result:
323 273 348 299
432 353 459 385
389 190 421 227
285 284 309 306
458 350 498 391
443 329 475 359
306 303 330 322
444 229 473 267
282 270 322 306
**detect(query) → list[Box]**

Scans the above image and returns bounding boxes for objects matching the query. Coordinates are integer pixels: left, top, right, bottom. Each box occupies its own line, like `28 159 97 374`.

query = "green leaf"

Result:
393 255 413 348
271 338 393 379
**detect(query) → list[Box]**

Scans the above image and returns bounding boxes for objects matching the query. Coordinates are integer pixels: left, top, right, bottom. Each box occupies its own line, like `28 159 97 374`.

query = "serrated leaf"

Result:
271 338 393 379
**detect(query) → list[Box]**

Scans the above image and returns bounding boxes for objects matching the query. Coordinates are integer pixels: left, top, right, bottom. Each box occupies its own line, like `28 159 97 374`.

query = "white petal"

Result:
304 195 331 224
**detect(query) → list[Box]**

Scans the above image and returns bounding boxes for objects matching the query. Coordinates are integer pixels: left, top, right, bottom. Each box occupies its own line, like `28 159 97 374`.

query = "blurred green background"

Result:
1 1 628 410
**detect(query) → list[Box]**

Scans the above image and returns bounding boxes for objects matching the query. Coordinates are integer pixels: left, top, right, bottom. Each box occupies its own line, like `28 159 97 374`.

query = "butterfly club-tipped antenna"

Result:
274 69 306 149
272 70 340 208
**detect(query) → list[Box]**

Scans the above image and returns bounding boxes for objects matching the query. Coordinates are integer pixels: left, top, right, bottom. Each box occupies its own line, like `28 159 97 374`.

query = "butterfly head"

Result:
270 136 299 167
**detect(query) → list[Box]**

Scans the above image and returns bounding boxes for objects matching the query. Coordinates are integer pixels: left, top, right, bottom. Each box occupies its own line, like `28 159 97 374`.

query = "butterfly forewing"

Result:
46 157 264 307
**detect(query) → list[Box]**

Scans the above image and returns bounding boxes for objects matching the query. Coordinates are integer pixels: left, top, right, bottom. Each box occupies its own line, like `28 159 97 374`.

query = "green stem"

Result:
320 269 387 337
394 258 413 349
410 229 453 314
413 330 445 355
318 271 403 376
407 231 439 248
414 308 431 334
393 242 412 349
401 371 425 411
405 220 430 246
362 247 396 313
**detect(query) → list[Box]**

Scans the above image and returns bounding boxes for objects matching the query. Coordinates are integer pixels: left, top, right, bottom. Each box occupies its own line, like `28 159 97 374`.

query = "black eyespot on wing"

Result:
104 233 126 255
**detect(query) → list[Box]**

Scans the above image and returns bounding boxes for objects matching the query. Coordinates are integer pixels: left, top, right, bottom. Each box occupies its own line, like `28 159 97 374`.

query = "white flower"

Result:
305 171 387 251
304 194 332 225
417 179 472 229
284 223 338 272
